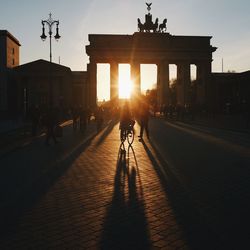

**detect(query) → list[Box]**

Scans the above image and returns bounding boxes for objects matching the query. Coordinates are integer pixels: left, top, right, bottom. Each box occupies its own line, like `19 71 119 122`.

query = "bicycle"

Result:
120 120 135 145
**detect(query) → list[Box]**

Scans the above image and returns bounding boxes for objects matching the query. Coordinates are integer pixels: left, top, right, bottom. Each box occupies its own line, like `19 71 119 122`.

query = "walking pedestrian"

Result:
95 107 104 132
79 107 87 134
138 101 150 141
45 108 58 145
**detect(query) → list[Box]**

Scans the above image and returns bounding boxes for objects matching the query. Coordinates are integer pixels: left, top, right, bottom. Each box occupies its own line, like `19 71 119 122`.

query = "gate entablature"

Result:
86 33 216 63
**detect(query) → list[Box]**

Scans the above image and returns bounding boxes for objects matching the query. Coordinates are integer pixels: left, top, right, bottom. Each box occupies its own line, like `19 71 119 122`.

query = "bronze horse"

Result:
137 18 144 32
159 18 167 33
137 18 159 33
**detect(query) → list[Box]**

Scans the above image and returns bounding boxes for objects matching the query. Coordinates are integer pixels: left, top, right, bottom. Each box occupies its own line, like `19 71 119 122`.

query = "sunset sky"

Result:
1 0 250 100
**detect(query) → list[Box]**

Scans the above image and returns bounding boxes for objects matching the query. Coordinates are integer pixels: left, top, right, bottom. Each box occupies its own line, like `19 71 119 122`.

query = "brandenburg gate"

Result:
86 4 217 109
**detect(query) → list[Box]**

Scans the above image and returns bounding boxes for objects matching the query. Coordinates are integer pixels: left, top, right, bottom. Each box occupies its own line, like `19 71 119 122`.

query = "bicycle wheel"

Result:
127 129 134 145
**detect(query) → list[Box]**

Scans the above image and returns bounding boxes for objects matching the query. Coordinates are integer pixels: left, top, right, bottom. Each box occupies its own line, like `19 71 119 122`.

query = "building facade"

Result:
11 60 72 116
72 71 88 107
0 30 20 115
0 30 89 119
11 60 89 118
212 71 250 114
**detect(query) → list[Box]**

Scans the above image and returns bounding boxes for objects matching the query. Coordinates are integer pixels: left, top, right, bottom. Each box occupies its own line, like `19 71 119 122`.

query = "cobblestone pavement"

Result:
4 117 247 249
0 119 215 250
149 117 250 250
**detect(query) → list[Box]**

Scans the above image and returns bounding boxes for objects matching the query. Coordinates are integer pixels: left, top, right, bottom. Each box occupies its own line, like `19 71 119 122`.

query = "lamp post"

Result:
41 13 61 62
40 13 61 107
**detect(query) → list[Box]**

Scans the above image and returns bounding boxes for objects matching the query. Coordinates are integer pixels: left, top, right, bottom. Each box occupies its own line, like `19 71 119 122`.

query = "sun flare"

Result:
119 64 132 99
119 79 133 99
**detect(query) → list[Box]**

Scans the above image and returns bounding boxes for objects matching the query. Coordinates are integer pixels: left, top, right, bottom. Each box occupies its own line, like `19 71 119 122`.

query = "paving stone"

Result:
1 120 229 249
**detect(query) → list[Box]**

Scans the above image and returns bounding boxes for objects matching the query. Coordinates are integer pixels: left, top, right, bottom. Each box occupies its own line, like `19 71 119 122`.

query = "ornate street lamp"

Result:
40 13 61 107
40 13 61 62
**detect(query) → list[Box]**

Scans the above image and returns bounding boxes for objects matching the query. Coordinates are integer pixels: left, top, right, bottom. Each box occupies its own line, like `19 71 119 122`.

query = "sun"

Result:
119 79 133 99
119 64 132 99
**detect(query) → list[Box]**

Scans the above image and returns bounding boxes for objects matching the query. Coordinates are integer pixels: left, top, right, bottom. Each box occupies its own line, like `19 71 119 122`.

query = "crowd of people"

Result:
27 97 152 147
27 94 250 148
29 105 63 145
28 105 94 146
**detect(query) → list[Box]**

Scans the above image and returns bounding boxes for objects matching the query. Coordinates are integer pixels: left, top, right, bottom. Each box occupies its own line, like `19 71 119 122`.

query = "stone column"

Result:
86 63 90 108
88 61 97 109
157 60 169 106
196 63 204 106
110 61 118 100
131 61 141 98
196 61 211 107
177 62 190 106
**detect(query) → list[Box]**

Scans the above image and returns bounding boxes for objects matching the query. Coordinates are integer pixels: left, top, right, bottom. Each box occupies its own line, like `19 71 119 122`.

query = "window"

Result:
12 58 15 65
12 48 15 54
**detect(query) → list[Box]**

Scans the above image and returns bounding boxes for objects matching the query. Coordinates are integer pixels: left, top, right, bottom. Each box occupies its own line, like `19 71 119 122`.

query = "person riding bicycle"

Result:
119 101 135 140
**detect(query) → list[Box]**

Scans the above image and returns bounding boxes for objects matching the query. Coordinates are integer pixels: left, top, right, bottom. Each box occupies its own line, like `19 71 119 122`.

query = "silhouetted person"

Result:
79 107 87 134
119 101 135 140
86 107 91 125
169 104 174 119
138 102 150 141
45 108 58 145
95 107 104 132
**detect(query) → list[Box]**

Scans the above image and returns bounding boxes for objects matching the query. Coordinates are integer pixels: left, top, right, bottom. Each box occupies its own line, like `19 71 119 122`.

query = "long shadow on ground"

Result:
0 131 97 238
100 142 151 250
141 139 224 250
149 118 250 249
95 119 119 147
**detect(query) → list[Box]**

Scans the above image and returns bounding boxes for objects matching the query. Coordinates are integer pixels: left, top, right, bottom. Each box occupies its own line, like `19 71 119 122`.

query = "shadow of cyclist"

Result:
99 142 151 249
